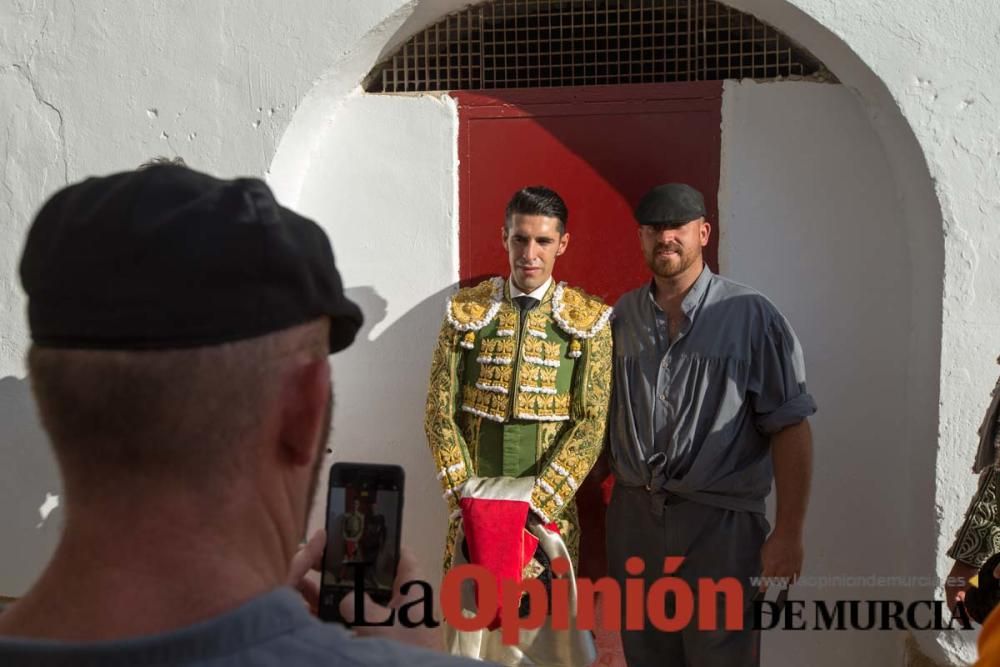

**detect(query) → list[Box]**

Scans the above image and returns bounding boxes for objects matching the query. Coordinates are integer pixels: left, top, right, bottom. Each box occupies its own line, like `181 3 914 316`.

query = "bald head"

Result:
29 319 331 500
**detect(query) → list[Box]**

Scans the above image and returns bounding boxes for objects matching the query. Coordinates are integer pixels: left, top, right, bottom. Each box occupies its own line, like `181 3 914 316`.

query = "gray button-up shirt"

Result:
608 266 816 514
0 588 488 666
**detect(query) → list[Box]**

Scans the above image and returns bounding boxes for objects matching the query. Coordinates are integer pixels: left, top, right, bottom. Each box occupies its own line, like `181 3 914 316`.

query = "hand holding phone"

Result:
286 529 326 613
318 463 404 623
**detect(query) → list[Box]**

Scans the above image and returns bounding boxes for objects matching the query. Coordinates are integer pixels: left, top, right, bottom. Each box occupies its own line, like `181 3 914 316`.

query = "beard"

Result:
645 242 698 278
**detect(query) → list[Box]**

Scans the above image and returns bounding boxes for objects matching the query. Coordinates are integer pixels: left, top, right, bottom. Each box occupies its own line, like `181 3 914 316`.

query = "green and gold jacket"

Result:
424 277 612 566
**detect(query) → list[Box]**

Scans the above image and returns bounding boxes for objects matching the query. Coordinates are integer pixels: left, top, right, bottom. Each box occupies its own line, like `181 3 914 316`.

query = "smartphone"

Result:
318 462 404 623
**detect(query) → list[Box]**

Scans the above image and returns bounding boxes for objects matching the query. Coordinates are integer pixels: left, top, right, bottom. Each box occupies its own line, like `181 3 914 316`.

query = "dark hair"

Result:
504 186 568 234
138 156 187 169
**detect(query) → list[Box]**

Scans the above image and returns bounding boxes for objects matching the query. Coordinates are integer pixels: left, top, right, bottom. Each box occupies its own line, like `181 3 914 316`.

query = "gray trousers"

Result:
606 484 768 667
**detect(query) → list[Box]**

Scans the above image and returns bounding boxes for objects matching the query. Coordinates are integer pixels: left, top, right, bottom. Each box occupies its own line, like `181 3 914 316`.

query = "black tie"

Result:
515 296 539 312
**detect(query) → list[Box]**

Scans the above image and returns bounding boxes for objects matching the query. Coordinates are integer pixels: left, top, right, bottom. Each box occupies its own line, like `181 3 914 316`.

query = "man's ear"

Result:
556 231 570 256
278 358 331 467
700 220 712 247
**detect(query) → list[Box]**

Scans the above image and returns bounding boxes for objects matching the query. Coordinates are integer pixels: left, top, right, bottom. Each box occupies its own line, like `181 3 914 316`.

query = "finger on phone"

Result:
287 528 326 587
297 577 320 612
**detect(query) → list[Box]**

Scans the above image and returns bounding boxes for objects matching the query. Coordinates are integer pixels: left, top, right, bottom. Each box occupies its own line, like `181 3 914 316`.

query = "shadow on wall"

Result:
0 376 63 598
0 284 447 600
317 284 458 589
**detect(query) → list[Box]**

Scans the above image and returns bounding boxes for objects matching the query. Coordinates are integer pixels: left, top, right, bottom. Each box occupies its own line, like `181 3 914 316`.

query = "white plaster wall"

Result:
293 92 459 589
0 0 410 597
720 80 915 666
2 1 999 664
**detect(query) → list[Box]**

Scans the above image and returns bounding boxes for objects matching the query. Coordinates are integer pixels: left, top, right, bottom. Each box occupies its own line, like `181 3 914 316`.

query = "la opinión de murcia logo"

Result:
336 557 974 642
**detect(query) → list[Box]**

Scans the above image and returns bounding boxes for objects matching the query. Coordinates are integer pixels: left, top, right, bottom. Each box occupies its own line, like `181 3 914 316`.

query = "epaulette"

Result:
551 283 612 339
446 276 504 333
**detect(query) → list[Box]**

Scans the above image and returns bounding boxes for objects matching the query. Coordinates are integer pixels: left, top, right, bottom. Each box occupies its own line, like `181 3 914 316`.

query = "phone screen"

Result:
319 463 404 622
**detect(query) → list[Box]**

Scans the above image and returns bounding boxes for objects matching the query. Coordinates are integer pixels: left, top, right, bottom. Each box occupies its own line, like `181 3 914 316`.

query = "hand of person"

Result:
946 560 978 615
759 531 804 593
338 546 441 650
287 528 326 614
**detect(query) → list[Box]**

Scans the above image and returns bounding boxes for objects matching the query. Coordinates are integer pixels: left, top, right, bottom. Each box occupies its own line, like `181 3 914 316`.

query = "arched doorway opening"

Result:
271 1 945 663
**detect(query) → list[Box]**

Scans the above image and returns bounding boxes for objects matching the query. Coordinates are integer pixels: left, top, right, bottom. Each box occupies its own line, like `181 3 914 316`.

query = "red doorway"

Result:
452 82 722 665
452 81 722 299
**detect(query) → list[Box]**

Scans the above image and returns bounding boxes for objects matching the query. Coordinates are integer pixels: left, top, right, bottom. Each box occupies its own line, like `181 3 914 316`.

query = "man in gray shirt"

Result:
0 166 484 666
606 184 816 666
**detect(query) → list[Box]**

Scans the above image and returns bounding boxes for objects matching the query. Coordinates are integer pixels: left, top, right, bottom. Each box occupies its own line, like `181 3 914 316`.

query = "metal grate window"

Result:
366 0 833 93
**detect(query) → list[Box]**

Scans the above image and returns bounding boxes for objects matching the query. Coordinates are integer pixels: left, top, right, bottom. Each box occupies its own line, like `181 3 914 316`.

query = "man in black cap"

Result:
0 165 483 666
606 183 816 666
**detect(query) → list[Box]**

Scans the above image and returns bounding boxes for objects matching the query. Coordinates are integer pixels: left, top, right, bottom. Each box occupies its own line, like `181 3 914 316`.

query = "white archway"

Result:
270 1 949 662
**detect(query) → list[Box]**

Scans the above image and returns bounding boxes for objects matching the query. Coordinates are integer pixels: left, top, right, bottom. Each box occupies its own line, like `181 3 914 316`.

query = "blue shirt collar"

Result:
647 264 714 319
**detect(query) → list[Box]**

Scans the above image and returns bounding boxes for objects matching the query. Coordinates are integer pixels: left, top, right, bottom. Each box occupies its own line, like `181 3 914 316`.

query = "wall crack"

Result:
10 62 68 184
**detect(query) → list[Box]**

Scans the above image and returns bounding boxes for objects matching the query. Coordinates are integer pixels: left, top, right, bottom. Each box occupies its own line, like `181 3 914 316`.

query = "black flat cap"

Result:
20 165 363 353
634 183 707 226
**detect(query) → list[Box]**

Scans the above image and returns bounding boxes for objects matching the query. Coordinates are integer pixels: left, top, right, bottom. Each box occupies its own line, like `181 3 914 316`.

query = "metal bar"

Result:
687 0 692 81
490 2 497 87
616 0 622 84
454 10 460 89
366 0 821 92
738 10 744 80
451 13 458 89
470 7 477 89
559 0 566 87
424 27 431 89
571 0 578 85
593 0 598 85
512 0 518 87
728 7 734 80
700 0 707 80
402 41 409 91
433 21 441 90
534 0 540 88
714 0 721 79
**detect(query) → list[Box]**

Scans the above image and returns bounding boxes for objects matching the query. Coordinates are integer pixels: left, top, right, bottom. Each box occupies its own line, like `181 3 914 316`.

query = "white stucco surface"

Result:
720 79 925 665
2 1 999 664
293 92 459 588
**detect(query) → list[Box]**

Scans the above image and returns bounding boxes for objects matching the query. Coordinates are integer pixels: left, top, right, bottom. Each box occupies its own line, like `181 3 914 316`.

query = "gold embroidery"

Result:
522 337 562 363
459 413 481 464
478 364 513 386
516 392 571 419
497 311 518 334
519 365 558 392
479 337 516 362
461 384 510 421
527 310 548 329
530 326 613 521
449 278 501 329
432 280 611 574
523 336 543 358
552 284 612 337
536 421 565 462
424 321 471 513
526 310 548 337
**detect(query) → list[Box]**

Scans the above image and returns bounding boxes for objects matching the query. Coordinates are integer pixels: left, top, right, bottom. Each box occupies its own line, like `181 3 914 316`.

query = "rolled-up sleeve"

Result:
749 312 817 435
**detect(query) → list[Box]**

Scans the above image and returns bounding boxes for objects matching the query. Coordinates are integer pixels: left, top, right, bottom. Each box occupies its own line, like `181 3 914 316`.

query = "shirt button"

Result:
660 393 668 401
